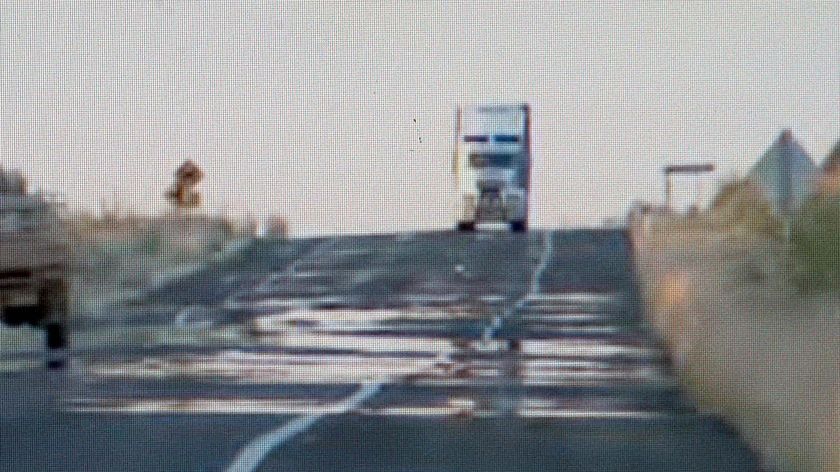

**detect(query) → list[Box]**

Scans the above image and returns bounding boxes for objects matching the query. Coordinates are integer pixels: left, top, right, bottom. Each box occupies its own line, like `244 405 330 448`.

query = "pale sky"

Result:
2 2 838 235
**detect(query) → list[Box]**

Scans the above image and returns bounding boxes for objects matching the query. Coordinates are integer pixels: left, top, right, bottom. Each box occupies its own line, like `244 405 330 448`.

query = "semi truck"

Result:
0 169 70 363
453 104 531 232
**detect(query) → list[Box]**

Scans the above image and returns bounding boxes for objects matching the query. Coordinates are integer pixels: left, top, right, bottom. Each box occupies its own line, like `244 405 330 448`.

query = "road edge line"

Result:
224 381 382 472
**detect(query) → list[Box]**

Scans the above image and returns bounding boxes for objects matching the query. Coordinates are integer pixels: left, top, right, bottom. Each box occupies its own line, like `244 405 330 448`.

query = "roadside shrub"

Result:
709 180 786 238
790 197 840 292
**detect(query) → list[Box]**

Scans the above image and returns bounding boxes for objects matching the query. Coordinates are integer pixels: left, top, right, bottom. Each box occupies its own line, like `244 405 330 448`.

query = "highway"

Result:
0 230 760 471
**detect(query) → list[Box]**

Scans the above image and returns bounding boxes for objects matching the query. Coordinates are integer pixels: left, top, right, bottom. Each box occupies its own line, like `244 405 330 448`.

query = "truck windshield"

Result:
469 153 515 168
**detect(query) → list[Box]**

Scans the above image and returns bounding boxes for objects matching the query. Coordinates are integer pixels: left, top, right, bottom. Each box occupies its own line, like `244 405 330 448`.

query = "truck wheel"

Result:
40 281 68 352
2 306 41 327
45 322 66 350
457 222 476 232
2 307 27 327
510 221 527 233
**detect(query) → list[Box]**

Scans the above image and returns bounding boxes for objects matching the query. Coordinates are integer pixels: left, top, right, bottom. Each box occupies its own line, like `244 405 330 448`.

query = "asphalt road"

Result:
0 229 760 471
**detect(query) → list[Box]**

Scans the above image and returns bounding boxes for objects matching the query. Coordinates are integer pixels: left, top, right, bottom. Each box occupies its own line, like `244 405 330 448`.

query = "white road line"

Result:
482 231 554 342
261 239 340 290
528 231 554 296
223 238 340 310
224 381 382 472
225 232 554 470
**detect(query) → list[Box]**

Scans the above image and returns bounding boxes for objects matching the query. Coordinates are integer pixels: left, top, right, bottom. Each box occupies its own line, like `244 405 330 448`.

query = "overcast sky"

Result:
2 2 838 235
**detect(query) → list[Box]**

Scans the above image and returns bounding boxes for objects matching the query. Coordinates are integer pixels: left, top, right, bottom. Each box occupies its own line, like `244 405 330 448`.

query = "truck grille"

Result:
477 180 505 192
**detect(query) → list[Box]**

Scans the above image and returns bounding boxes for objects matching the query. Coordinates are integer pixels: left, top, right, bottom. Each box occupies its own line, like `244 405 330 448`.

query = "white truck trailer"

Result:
453 104 531 232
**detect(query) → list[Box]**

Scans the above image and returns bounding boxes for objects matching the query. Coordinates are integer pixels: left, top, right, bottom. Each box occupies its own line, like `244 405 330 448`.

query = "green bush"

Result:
791 197 840 292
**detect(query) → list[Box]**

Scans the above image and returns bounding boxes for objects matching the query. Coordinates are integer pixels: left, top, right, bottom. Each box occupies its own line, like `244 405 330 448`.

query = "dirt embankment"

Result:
632 219 839 472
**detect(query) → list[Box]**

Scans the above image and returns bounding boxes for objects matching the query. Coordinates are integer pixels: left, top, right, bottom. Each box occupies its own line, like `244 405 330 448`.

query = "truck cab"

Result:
454 104 531 232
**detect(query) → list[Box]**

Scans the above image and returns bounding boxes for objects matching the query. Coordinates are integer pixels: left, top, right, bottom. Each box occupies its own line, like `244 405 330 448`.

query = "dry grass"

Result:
67 212 248 313
633 221 839 472
708 180 787 239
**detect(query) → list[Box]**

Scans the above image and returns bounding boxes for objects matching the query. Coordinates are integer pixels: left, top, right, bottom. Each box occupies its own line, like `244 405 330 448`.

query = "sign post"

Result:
663 163 715 210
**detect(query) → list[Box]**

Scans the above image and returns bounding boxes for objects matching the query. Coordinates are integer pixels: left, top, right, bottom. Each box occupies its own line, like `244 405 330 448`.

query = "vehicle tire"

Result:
45 322 66 350
2 307 26 327
510 220 527 233
456 221 476 232
2 306 40 327
39 281 68 350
